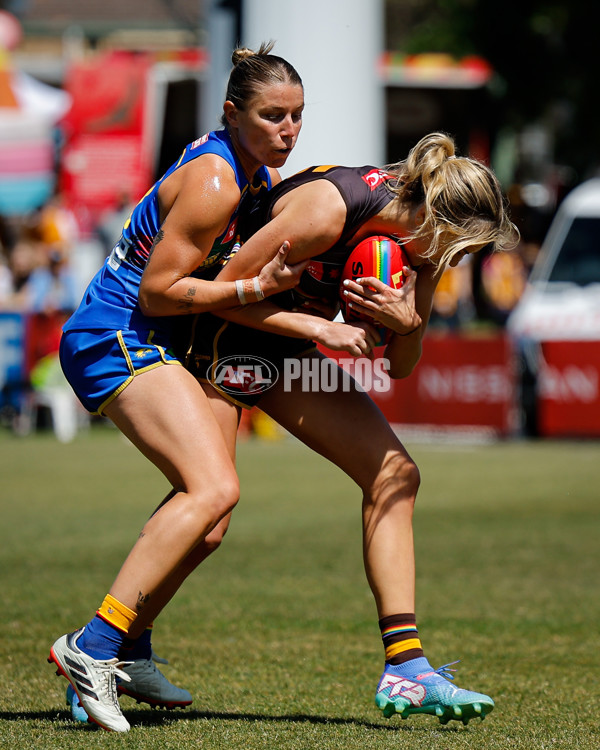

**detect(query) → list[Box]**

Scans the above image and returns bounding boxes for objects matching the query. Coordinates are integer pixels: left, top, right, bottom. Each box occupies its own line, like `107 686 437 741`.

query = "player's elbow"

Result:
138 283 164 317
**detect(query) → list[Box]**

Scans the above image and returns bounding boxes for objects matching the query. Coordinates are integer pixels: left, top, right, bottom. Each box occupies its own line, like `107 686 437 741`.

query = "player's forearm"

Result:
384 263 441 377
216 301 331 340
384 327 423 379
139 277 263 317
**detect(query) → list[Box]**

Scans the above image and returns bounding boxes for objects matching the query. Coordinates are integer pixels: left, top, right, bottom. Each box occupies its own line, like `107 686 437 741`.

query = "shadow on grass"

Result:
0 707 467 734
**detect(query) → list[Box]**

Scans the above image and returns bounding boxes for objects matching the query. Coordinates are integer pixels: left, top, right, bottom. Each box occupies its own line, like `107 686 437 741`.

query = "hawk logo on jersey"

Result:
223 219 238 244
362 169 390 191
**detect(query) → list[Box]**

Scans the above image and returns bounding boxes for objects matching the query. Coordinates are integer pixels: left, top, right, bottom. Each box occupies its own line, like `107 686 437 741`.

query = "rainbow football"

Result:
339 235 409 322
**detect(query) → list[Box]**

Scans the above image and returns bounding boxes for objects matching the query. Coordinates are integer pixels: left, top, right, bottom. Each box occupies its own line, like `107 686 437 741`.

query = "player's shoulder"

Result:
182 151 241 199
276 177 346 233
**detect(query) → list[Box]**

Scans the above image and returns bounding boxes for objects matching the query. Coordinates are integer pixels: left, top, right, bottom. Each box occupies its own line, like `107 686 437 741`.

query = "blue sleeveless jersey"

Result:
64 129 271 334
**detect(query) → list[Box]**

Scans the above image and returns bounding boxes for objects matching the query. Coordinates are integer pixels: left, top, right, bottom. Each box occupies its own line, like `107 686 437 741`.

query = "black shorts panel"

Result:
173 313 316 408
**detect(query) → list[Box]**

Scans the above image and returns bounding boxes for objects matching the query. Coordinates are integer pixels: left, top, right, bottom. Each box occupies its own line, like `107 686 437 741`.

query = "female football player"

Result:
151 132 518 727
49 43 375 734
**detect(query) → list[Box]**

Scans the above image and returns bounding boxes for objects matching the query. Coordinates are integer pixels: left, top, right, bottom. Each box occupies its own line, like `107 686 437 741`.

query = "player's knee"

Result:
208 475 240 520
369 453 420 509
202 535 222 555
398 456 420 500
203 518 231 553
183 474 239 536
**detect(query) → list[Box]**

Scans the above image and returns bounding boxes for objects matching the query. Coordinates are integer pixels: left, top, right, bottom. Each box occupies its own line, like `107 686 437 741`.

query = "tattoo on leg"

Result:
136 591 151 611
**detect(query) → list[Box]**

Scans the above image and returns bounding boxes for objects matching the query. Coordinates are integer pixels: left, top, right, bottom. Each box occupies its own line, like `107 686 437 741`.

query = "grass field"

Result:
0 425 599 749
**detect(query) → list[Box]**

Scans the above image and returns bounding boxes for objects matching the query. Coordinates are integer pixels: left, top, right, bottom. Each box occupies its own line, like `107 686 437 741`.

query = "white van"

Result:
507 178 600 342
506 178 600 435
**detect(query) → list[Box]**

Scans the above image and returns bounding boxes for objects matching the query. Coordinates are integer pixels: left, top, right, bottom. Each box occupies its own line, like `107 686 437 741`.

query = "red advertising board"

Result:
59 51 153 220
319 333 517 436
537 341 600 437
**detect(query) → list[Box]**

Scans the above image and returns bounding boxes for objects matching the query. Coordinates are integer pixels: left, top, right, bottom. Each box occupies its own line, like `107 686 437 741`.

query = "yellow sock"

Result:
97 594 137 634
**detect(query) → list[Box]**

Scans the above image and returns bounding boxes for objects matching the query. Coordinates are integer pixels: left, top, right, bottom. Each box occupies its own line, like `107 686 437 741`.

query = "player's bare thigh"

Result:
200 381 241 460
104 363 237 491
199 381 241 544
259 350 415 491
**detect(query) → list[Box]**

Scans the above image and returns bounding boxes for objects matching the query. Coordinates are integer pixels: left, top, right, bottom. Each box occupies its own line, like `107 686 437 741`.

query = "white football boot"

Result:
49 628 131 732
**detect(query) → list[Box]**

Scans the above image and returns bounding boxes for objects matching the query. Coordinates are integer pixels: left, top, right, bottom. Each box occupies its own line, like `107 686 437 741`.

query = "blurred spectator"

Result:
0 247 12 303
0 192 80 314
479 245 529 326
36 192 79 256
517 239 541 278
0 204 84 442
0 233 78 315
429 259 475 331
27 246 78 315
1 236 41 310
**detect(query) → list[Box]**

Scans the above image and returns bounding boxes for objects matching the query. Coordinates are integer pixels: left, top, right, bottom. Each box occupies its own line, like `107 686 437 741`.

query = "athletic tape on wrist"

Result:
242 278 254 302
253 276 265 301
235 279 247 305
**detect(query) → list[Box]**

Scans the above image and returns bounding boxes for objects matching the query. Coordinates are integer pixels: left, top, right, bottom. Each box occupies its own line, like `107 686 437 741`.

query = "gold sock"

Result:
97 594 137 634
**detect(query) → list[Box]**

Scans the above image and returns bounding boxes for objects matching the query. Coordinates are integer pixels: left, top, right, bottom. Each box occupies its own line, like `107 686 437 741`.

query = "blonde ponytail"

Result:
386 132 519 265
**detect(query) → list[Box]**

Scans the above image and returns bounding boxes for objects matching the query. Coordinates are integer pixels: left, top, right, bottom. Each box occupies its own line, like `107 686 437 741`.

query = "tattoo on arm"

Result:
147 229 165 263
176 284 197 313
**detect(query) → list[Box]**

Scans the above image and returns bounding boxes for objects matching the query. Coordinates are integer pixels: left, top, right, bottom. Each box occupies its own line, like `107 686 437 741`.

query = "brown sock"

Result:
379 613 425 665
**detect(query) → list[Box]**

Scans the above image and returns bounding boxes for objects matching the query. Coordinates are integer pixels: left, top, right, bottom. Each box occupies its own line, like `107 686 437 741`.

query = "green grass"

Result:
1 426 599 749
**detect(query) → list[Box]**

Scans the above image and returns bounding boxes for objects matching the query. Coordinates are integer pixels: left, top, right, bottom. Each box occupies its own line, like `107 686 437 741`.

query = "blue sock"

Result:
120 627 152 661
77 614 124 660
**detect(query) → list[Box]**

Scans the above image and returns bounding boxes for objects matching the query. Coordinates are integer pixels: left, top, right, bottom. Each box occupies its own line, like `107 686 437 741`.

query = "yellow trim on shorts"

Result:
205 321 253 409
95 330 181 416
182 314 200 368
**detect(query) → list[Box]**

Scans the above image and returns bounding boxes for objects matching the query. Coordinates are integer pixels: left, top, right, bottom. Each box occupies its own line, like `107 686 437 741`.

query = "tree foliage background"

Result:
386 0 600 182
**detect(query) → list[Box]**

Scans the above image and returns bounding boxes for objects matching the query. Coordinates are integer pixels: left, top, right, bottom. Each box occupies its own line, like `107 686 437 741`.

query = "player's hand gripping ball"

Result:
339 235 410 328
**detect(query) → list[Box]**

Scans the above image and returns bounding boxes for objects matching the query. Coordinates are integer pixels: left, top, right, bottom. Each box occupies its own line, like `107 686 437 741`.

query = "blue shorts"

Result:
60 327 182 415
